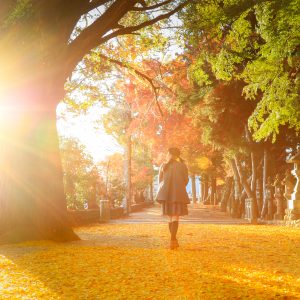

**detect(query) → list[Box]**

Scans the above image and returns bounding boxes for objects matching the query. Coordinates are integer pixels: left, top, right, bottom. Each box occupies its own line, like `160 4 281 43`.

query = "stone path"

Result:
111 203 249 224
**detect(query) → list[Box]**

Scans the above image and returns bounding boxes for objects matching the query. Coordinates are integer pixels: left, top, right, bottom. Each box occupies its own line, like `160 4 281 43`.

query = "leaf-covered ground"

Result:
0 224 299 299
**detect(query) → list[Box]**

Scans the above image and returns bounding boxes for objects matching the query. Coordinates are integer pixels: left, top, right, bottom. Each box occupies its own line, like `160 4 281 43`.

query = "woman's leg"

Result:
171 216 179 239
169 215 180 249
168 216 173 235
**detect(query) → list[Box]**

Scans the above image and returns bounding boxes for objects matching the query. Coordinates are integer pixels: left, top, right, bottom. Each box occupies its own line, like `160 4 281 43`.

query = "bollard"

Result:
99 200 110 222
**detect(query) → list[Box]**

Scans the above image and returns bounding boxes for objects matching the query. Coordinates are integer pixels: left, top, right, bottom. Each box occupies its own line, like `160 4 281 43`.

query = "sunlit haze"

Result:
57 102 122 162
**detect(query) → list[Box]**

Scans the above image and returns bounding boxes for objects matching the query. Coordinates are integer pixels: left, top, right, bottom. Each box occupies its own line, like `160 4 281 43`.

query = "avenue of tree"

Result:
0 0 299 243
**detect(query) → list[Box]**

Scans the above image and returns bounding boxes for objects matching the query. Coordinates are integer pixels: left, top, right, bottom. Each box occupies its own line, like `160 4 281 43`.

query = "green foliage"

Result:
98 153 126 206
132 141 154 191
102 102 131 145
1 0 32 29
60 137 103 209
242 0 300 141
189 57 212 86
184 0 300 142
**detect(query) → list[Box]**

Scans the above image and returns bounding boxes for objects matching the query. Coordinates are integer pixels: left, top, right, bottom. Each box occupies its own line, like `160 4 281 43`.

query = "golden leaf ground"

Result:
0 223 299 299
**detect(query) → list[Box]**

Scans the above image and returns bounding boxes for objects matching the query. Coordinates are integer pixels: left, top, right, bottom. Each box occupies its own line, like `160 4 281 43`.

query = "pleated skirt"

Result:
162 201 188 216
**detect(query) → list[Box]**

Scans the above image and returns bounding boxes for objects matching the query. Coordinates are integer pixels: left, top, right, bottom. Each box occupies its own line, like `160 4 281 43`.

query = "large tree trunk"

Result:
0 83 78 243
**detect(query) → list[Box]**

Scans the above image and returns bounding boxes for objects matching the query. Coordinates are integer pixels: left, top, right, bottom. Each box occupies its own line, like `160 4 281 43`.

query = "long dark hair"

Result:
163 147 184 172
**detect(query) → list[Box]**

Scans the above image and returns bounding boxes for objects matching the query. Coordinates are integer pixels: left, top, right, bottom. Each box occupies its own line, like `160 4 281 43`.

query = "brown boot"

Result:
170 239 179 250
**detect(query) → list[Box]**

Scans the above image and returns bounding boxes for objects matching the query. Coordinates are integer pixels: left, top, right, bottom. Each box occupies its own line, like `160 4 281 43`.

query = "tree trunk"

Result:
250 151 259 218
202 175 209 203
149 182 153 202
230 159 241 217
211 176 216 205
0 87 78 243
64 175 76 208
238 190 247 218
124 134 132 215
200 177 205 202
105 159 110 200
88 181 98 209
257 178 263 214
234 156 258 223
191 174 197 204
261 148 268 219
220 177 233 212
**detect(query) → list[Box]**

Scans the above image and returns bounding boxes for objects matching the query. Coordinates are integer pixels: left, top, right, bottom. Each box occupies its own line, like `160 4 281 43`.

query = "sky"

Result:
57 102 122 162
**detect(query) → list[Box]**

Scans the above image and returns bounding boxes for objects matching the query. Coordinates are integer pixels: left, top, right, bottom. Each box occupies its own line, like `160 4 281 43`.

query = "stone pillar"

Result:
99 200 110 222
284 150 300 222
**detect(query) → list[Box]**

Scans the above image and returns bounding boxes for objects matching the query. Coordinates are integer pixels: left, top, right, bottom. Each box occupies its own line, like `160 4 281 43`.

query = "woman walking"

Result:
156 147 190 249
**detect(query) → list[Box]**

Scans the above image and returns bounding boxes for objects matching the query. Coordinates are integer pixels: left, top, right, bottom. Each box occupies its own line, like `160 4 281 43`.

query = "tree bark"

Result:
234 156 258 223
191 174 197 204
124 134 132 215
149 182 153 202
261 148 268 219
200 177 205 202
230 159 241 217
202 175 209 203
0 87 79 243
211 176 216 205
238 191 247 218
250 151 259 218
220 177 233 212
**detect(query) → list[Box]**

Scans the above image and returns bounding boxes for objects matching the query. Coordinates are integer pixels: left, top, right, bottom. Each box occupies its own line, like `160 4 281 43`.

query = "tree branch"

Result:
96 53 164 117
103 1 189 40
82 0 112 15
131 0 173 11
65 1 189 78
66 0 137 73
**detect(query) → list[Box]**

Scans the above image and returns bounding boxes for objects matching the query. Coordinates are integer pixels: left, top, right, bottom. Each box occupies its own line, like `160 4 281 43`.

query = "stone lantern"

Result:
284 149 300 222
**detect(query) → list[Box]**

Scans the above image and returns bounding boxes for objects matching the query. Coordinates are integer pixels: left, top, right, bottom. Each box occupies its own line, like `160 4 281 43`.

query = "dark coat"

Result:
156 160 190 204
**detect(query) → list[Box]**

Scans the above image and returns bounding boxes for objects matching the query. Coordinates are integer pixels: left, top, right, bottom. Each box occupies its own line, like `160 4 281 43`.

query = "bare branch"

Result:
131 0 173 11
94 0 189 50
82 0 111 14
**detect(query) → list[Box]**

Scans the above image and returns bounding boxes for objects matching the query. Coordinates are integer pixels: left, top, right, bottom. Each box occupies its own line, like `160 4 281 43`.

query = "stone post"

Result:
282 169 294 202
99 200 110 222
284 150 300 222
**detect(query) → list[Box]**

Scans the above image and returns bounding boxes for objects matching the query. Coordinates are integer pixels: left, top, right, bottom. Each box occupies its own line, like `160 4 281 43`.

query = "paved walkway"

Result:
111 203 249 224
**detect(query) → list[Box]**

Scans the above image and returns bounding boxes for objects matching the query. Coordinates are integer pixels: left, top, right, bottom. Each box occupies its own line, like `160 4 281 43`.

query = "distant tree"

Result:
98 153 126 207
60 137 104 210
